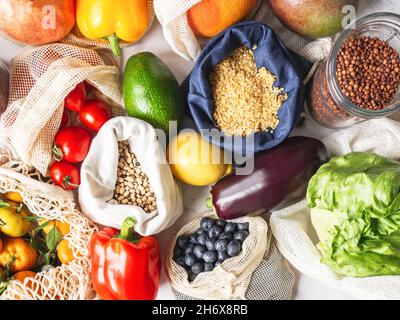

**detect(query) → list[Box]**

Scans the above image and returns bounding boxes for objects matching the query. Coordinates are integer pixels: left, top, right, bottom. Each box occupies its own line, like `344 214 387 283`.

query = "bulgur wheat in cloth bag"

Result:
0 151 97 300
79 117 183 236
154 0 333 62
0 43 126 176
166 212 295 300
270 117 400 300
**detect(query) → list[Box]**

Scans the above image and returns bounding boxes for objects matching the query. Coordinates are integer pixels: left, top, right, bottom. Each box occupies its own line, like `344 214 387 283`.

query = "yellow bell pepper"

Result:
76 0 149 56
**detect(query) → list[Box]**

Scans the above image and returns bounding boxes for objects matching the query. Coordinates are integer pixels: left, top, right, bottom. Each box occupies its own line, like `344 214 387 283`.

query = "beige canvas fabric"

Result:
270 117 400 300
0 150 97 300
0 43 127 176
166 211 294 300
154 0 333 62
79 117 183 236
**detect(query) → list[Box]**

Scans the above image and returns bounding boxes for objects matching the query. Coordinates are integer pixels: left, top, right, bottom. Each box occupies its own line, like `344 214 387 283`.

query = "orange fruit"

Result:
40 219 70 236
0 238 38 272
0 237 3 252
187 0 256 38
13 271 37 284
57 240 75 265
3 191 23 203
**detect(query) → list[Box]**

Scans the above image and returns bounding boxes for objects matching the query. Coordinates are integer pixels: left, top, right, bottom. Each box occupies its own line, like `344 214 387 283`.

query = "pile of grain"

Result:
210 46 288 136
113 141 157 213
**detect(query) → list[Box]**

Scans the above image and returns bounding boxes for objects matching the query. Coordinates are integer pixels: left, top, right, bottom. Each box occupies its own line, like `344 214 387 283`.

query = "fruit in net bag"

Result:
187 0 256 37
0 0 75 45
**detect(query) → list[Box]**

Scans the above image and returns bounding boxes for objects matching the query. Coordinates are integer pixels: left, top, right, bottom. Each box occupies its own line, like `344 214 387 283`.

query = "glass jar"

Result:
308 13 400 128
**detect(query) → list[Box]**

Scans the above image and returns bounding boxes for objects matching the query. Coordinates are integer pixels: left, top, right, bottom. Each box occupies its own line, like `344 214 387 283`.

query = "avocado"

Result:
123 52 185 134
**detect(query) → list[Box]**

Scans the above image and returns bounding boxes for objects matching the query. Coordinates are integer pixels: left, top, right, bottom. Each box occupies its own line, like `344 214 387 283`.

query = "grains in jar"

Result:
308 13 400 128
113 141 157 213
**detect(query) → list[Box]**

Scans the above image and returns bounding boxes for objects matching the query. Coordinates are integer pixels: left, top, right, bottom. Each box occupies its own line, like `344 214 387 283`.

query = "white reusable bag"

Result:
79 117 183 236
270 117 400 300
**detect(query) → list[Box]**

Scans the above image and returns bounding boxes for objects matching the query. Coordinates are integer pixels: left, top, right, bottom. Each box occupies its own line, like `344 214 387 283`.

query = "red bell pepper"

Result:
90 217 161 300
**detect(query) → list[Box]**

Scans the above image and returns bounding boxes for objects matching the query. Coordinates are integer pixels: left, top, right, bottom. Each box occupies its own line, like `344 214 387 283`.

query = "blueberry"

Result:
215 239 228 252
208 225 223 239
185 253 198 267
225 222 236 233
173 246 184 259
203 250 218 263
189 233 198 244
176 235 189 248
233 231 249 243
196 229 206 236
200 217 214 231
218 250 230 262
184 243 195 255
215 219 227 229
204 263 215 272
205 238 216 251
218 232 233 240
187 270 197 282
191 262 205 274
193 245 207 260
197 233 208 246
227 240 241 257
174 256 186 267
237 222 249 231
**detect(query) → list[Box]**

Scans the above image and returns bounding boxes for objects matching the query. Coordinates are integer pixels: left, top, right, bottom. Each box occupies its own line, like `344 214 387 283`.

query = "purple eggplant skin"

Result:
211 136 329 220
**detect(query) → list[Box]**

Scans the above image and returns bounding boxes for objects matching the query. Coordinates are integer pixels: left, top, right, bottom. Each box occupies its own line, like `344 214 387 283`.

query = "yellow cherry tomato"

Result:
0 238 38 272
3 191 23 203
57 240 75 265
0 205 31 237
40 219 70 236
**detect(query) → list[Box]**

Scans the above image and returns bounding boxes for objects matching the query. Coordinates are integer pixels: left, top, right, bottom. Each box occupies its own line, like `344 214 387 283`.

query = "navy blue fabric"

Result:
186 21 311 156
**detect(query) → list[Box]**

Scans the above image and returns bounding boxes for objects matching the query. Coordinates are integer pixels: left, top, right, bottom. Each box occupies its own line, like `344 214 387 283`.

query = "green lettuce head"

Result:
307 152 400 277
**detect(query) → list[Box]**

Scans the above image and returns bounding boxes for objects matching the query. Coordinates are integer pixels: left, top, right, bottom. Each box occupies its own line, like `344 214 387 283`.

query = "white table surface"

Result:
0 0 398 300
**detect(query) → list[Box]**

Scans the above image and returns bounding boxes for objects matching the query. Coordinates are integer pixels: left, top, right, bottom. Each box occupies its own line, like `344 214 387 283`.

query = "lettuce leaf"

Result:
307 152 400 277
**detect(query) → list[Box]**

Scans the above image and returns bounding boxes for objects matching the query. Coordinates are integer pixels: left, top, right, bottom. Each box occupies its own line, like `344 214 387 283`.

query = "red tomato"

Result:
79 100 111 132
59 109 70 129
50 160 80 190
84 81 94 93
64 82 87 112
53 127 92 163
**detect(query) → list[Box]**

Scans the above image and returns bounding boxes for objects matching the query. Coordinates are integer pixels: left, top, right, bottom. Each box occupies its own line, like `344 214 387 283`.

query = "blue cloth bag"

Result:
186 21 311 157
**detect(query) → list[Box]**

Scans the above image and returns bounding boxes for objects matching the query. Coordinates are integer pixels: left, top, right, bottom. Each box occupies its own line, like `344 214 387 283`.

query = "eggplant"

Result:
210 136 329 220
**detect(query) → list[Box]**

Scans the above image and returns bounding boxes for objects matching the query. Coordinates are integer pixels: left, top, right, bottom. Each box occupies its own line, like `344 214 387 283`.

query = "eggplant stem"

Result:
206 197 213 209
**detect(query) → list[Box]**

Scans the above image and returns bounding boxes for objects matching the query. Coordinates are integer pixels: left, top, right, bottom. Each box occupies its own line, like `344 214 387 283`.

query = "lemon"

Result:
168 132 232 186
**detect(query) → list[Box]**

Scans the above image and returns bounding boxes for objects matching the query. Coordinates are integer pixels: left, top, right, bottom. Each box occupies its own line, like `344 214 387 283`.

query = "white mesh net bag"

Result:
0 0 155 51
0 60 8 116
270 117 400 300
0 150 98 300
154 0 333 62
166 212 295 300
0 43 126 176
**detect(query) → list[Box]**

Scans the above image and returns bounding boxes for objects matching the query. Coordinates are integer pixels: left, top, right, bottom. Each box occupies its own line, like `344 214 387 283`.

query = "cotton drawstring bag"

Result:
79 117 183 236
154 0 333 62
0 43 126 176
0 150 97 300
166 212 295 300
270 117 400 300
0 0 155 51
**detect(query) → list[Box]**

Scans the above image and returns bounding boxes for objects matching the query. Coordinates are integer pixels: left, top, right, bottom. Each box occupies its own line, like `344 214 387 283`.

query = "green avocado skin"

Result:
123 52 185 134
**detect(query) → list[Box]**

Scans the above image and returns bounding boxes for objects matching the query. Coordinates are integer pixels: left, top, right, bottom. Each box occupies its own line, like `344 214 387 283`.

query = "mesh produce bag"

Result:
166 212 294 300
270 117 400 300
0 43 126 176
154 0 332 62
0 0 155 51
0 150 97 300
0 60 8 115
